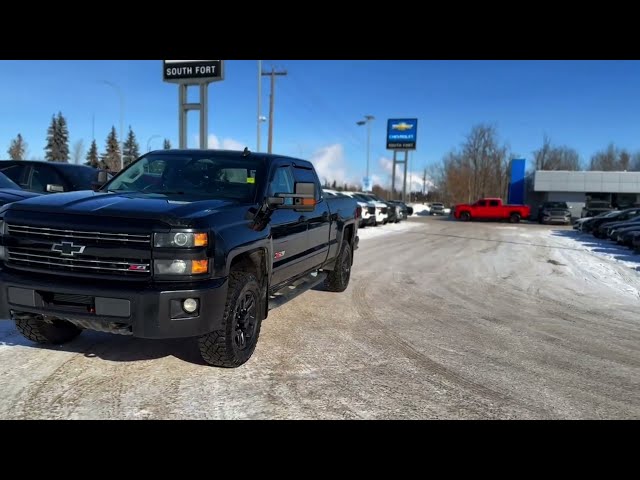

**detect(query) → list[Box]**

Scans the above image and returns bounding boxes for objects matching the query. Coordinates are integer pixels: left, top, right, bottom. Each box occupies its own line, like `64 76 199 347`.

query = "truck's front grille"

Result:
7 224 151 245
367 207 376 215
380 207 388 214
7 248 150 276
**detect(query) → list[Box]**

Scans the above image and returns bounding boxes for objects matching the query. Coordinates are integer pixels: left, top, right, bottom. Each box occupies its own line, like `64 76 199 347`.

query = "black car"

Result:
0 171 41 207
0 160 109 194
388 200 411 220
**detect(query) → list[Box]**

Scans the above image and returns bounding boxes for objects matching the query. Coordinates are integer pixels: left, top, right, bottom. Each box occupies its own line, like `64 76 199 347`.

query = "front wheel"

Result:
198 271 263 368
325 241 352 292
14 314 83 345
459 211 471 222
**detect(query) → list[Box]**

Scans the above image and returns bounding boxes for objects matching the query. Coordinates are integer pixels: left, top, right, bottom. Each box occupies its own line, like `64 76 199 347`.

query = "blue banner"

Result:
387 118 418 150
508 158 526 205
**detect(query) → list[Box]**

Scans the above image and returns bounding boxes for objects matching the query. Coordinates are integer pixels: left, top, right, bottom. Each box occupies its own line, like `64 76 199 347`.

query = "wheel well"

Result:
343 224 354 247
510 211 521 216
230 249 266 281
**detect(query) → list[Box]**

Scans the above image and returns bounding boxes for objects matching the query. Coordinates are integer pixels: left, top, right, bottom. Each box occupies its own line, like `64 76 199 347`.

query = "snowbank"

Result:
358 220 421 241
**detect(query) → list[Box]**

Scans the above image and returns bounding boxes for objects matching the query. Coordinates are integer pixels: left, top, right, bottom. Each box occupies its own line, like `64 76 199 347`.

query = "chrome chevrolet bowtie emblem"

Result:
52 241 86 256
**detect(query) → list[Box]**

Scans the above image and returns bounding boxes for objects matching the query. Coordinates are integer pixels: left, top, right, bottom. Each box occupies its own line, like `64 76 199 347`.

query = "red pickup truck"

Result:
453 197 530 223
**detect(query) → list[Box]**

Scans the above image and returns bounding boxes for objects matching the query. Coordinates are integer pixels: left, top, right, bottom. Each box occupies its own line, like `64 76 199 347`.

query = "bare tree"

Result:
590 143 630 171
71 139 85 165
533 135 581 170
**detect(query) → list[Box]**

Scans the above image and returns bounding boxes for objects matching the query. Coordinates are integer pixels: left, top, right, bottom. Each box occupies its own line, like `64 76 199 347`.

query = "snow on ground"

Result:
409 204 430 216
541 227 640 300
358 220 422 240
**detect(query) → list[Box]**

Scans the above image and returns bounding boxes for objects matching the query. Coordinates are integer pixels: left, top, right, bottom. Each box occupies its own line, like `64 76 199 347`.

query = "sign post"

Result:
163 60 225 149
386 118 418 202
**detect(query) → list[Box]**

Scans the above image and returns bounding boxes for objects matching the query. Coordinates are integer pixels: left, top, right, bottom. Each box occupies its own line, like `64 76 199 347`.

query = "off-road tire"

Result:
14 314 82 345
198 271 263 368
325 241 352 292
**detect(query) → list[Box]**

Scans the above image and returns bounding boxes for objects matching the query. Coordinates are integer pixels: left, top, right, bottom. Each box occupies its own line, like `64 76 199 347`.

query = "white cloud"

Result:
378 156 434 193
192 134 247 151
309 144 347 186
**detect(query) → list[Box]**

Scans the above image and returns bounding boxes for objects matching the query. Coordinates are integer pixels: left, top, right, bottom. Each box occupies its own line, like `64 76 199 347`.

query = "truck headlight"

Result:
154 232 208 248
154 259 209 275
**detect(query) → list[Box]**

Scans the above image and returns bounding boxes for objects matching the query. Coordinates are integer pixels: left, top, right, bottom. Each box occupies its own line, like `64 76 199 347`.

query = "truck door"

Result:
488 199 501 218
475 199 488 217
293 164 331 271
267 163 310 287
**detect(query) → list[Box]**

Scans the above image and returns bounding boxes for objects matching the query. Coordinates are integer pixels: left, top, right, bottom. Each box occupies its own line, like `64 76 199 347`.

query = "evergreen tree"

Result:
331 180 337 189
57 112 70 163
163 138 171 149
44 112 69 162
123 126 140 167
101 126 121 171
44 114 57 162
7 134 27 160
85 139 100 168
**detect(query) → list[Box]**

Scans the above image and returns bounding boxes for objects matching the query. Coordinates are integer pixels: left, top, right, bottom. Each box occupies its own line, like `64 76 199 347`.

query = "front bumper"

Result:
0 269 228 339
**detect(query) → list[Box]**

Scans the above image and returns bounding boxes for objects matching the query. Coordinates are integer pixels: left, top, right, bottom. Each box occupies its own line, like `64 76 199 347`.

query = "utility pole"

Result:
262 66 287 154
257 60 262 152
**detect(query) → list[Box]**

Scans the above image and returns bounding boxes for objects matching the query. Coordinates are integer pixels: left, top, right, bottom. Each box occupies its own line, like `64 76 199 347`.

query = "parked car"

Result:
0 160 110 194
537 201 572 225
0 171 42 207
585 209 628 236
430 202 446 215
593 208 640 238
0 149 359 368
340 191 376 227
580 210 620 233
581 200 613 218
356 192 389 225
453 197 530 223
388 200 410 221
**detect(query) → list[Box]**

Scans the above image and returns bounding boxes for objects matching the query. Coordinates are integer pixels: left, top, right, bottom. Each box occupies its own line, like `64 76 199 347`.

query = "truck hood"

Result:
0 188 41 203
3 190 240 226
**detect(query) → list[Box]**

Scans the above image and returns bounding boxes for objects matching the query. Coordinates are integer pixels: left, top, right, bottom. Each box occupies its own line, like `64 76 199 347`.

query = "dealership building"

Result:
530 170 640 217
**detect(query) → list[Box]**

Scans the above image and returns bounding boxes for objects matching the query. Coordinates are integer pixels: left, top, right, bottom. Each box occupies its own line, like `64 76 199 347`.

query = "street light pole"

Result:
357 115 375 191
147 135 162 152
102 80 124 170
257 60 262 152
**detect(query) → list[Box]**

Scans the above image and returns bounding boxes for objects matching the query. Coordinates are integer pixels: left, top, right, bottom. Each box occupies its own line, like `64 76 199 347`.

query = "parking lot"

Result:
0 215 638 419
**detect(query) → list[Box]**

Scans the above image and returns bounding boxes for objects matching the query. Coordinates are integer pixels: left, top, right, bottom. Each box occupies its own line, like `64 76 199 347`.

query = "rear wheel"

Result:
325 241 352 292
14 314 82 345
509 212 521 223
198 271 263 368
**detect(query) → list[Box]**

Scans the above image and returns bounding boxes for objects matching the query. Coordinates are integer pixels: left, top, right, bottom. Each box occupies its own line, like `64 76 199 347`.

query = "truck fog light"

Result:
183 298 198 313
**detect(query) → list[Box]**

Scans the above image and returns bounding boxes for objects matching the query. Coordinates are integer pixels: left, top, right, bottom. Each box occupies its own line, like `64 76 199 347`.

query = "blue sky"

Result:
1 60 640 190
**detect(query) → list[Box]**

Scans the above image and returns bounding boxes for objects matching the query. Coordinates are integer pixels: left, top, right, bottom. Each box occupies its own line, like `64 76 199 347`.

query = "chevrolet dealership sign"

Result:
163 60 224 83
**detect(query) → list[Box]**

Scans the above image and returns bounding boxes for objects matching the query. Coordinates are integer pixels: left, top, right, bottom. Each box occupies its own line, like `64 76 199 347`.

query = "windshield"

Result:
104 154 264 202
544 202 568 209
0 171 21 190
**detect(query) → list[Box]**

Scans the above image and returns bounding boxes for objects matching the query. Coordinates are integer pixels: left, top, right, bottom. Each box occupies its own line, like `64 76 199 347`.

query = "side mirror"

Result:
267 182 317 212
97 170 109 184
46 184 65 193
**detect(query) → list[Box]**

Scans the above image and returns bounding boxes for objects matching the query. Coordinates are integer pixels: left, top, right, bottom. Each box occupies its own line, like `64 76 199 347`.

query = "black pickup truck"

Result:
0 149 359 367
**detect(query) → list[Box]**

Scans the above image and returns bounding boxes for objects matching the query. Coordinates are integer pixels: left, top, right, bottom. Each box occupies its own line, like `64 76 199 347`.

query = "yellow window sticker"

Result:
247 177 255 184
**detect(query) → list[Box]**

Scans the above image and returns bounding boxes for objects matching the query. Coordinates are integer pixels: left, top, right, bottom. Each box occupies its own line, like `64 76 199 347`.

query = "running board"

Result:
268 271 327 310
